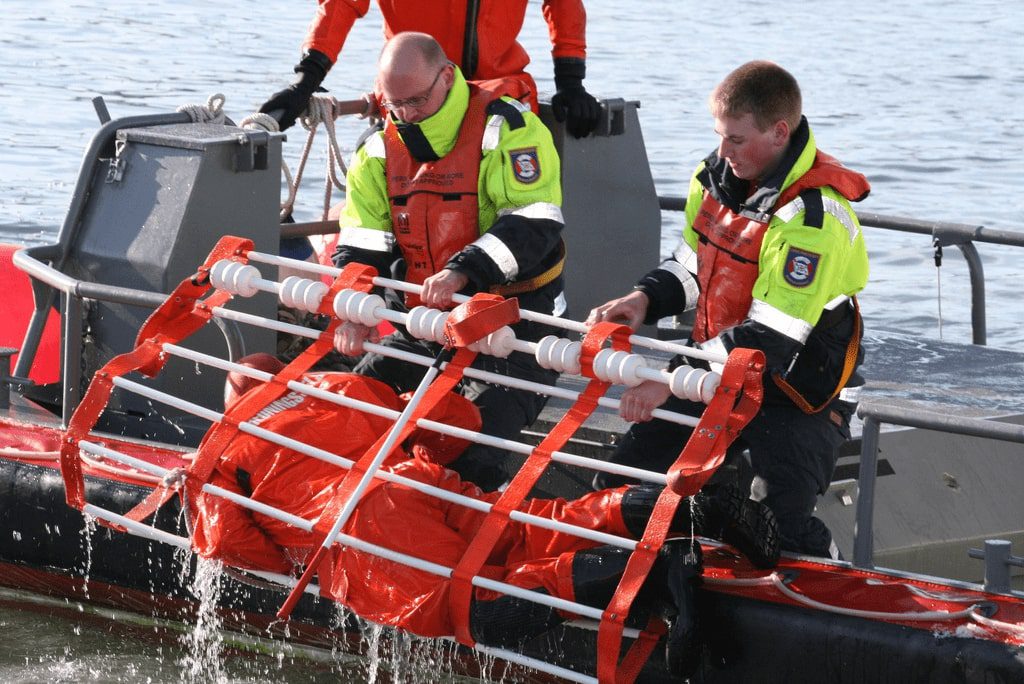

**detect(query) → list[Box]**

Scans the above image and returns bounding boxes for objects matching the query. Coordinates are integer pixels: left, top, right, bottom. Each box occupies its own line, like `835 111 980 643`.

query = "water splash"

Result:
349 616 470 683
79 511 97 601
173 539 194 588
362 619 386 682
178 556 225 683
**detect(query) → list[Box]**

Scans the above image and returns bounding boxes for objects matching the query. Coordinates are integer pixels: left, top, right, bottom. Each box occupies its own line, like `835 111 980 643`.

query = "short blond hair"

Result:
709 61 802 132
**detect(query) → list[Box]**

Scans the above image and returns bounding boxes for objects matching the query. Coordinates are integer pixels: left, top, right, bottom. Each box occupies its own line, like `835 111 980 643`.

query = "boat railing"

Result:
853 399 1024 593
659 195 1024 346
10 246 247 423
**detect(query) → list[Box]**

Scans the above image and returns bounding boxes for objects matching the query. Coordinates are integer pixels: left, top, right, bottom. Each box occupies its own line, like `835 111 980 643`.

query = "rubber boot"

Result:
620 484 706 539
621 484 780 569
469 591 561 648
700 483 780 568
572 541 705 677
653 538 704 678
570 545 633 609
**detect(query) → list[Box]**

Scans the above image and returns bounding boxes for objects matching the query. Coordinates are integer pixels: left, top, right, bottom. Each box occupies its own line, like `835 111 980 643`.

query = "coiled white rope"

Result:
239 93 358 223
299 95 353 221
176 93 226 124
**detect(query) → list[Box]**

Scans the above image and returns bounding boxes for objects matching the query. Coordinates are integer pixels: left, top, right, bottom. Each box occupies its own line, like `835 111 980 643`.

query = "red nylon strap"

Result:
666 347 764 496
60 236 254 510
617 615 667 682
61 339 164 510
597 486 677 683
442 293 520 348
309 291 516 550
598 346 765 683
134 236 253 376
447 322 632 647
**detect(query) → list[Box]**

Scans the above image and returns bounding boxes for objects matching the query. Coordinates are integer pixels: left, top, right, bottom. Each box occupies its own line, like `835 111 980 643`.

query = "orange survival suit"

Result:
304 0 587 108
191 372 633 637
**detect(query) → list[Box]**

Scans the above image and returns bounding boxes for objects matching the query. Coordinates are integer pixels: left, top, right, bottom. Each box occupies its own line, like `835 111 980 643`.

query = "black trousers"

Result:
594 393 852 558
353 319 559 491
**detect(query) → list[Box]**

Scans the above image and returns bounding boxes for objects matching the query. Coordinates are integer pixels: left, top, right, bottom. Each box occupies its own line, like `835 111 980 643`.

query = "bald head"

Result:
376 32 454 122
379 32 448 81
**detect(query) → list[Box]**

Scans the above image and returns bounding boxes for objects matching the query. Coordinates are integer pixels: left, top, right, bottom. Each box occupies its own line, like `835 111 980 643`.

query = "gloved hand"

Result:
551 57 601 138
258 49 332 131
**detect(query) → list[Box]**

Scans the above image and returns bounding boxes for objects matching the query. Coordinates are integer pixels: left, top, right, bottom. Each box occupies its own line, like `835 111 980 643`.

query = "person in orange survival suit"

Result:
193 353 780 677
259 0 601 138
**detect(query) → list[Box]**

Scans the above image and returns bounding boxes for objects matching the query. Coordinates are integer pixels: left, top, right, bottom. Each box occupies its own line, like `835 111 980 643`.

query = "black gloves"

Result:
258 49 333 131
551 57 601 138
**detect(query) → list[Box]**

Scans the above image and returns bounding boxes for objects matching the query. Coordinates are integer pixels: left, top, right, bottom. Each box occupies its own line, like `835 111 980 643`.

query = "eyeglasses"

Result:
380 64 448 112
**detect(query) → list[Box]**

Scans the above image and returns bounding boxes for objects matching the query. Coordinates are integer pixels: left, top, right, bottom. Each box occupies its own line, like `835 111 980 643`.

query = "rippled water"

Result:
3 2 1024 348
0 0 1023 679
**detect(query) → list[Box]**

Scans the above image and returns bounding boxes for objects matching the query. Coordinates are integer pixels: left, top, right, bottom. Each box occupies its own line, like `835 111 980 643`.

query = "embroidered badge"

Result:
783 247 820 287
510 147 541 184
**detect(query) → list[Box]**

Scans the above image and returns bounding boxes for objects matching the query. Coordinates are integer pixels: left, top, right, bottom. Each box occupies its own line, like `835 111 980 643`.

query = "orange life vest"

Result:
691 152 869 343
383 85 492 307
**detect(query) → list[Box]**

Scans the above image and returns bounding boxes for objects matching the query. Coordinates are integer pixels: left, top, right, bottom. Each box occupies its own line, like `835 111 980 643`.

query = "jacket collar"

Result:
390 67 470 162
698 116 814 222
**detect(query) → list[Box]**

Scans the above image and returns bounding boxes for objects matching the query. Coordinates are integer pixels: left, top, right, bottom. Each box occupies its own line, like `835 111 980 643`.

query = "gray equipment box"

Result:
539 99 661 330
62 122 282 444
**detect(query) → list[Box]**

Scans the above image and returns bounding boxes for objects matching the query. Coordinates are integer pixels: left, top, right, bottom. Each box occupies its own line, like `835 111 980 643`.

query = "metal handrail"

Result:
10 247 246 424
853 400 1024 571
13 112 193 381
658 195 1024 346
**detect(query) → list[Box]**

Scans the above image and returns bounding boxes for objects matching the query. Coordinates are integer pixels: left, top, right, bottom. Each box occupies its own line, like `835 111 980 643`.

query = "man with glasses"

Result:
259 0 600 138
331 32 567 492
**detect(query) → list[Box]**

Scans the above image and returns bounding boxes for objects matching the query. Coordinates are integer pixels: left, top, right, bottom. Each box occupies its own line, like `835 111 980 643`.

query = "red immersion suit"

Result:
192 372 630 637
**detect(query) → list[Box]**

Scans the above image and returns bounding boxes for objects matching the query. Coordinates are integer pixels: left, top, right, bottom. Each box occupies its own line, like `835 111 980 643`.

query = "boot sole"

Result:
715 487 781 569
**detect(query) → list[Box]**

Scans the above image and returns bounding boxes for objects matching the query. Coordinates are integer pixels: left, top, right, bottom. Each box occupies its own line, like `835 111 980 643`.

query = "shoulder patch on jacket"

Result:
487 99 526 130
782 246 821 288
509 148 541 184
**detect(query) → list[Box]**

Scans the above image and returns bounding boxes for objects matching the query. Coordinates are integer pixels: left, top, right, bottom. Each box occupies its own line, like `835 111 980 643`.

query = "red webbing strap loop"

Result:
598 346 765 683
448 322 632 647
442 293 520 348
597 485 676 683
60 236 253 510
666 347 765 496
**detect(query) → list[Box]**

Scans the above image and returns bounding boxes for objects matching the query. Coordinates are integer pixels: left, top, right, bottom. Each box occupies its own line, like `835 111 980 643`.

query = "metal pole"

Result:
852 415 881 568
0 348 14 410
956 241 987 345
61 294 83 427
969 539 1012 594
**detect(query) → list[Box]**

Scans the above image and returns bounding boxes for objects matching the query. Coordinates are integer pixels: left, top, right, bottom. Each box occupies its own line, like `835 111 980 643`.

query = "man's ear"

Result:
772 119 791 147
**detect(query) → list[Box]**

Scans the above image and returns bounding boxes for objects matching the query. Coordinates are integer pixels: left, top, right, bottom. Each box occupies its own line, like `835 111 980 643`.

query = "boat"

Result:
1 92 1022 683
